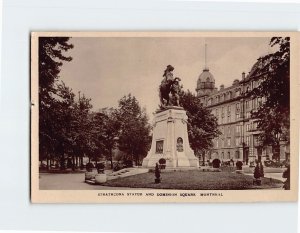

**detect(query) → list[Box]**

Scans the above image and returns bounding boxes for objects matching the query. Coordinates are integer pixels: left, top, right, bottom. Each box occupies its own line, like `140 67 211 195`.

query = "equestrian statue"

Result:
159 65 182 109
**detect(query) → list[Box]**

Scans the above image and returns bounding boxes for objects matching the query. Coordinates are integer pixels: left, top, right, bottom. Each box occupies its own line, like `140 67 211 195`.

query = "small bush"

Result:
254 162 264 180
212 159 221 168
236 161 243 170
159 158 166 164
96 163 105 174
86 162 94 172
124 160 133 168
155 163 161 183
113 163 123 172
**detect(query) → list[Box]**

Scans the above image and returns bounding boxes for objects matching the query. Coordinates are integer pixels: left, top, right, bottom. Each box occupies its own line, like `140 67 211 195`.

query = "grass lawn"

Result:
103 170 283 190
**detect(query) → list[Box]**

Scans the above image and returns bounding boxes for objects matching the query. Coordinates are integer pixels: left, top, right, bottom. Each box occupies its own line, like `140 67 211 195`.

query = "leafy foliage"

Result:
180 91 221 157
236 161 243 170
92 108 120 169
248 37 290 146
39 37 74 165
116 94 151 166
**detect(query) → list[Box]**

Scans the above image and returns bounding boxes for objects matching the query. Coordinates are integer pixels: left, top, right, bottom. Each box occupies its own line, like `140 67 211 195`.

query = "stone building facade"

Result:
196 63 289 164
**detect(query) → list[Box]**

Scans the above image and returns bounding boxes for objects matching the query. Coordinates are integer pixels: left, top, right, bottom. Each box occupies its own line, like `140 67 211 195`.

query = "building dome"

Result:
196 68 215 91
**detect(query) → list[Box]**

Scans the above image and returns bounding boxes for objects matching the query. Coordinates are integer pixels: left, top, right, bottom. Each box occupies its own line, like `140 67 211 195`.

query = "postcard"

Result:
31 32 299 203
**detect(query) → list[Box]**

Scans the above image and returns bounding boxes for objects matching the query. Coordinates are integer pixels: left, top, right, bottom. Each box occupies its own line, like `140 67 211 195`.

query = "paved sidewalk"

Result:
244 172 285 182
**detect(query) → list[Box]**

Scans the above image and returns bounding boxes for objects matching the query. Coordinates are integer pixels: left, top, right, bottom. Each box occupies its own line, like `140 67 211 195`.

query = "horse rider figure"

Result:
170 77 181 106
159 65 175 107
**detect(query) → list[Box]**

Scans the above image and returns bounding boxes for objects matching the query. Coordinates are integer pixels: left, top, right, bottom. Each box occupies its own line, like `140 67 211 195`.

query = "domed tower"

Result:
196 67 215 97
196 43 216 98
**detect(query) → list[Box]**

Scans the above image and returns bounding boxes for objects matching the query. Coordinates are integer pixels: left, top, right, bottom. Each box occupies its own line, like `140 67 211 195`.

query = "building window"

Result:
246 100 250 109
246 85 250 92
235 151 240 159
246 111 251 118
246 136 250 146
227 138 231 147
236 103 240 110
253 98 257 109
227 114 230 123
221 94 224 102
258 97 262 107
236 112 240 120
216 139 219 148
227 126 231 135
235 137 241 146
227 152 231 159
246 124 250 131
257 80 261 87
221 152 224 159
236 125 241 134
253 135 260 147
253 121 258 130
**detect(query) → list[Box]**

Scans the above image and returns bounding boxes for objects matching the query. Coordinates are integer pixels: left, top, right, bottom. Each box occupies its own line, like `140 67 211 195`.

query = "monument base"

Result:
142 107 199 168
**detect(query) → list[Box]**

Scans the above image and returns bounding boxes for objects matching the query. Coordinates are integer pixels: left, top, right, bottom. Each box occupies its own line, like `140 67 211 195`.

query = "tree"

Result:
116 94 151 166
39 37 74 167
92 108 120 169
248 37 290 147
180 91 220 163
71 93 93 169
52 82 76 169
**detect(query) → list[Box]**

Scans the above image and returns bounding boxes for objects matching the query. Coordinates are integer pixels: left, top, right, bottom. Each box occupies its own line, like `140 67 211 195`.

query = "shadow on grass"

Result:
102 170 283 190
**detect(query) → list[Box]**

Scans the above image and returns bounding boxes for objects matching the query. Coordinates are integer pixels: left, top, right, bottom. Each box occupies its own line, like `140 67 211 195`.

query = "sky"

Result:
59 36 274 119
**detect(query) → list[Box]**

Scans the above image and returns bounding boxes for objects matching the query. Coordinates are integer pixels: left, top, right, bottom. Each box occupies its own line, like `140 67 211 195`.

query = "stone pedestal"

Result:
142 107 199 168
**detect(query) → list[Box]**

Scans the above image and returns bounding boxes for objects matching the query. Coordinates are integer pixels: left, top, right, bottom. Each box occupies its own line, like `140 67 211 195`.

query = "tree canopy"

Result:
248 37 290 146
116 94 152 166
180 91 221 158
39 37 74 165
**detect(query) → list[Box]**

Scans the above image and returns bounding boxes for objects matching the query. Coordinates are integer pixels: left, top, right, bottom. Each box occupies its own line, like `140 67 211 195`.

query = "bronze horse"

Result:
159 65 181 108
159 78 174 107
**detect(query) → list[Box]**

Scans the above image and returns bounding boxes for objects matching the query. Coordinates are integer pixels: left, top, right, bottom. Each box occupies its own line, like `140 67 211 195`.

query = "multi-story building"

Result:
196 62 289 164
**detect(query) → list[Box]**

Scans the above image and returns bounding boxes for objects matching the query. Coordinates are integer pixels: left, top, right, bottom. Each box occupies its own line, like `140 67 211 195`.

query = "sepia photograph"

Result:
31 32 299 203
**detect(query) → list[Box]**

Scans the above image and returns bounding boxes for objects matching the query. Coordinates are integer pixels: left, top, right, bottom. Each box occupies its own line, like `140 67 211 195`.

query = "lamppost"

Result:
274 133 280 162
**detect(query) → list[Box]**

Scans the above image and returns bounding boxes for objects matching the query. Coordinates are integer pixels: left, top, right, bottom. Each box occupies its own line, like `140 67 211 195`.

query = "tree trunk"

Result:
46 157 49 170
61 153 65 170
72 156 75 171
110 149 113 169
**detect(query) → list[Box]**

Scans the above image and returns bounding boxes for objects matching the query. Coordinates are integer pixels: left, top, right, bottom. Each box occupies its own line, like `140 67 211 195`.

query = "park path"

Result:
243 172 286 182
39 173 143 190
